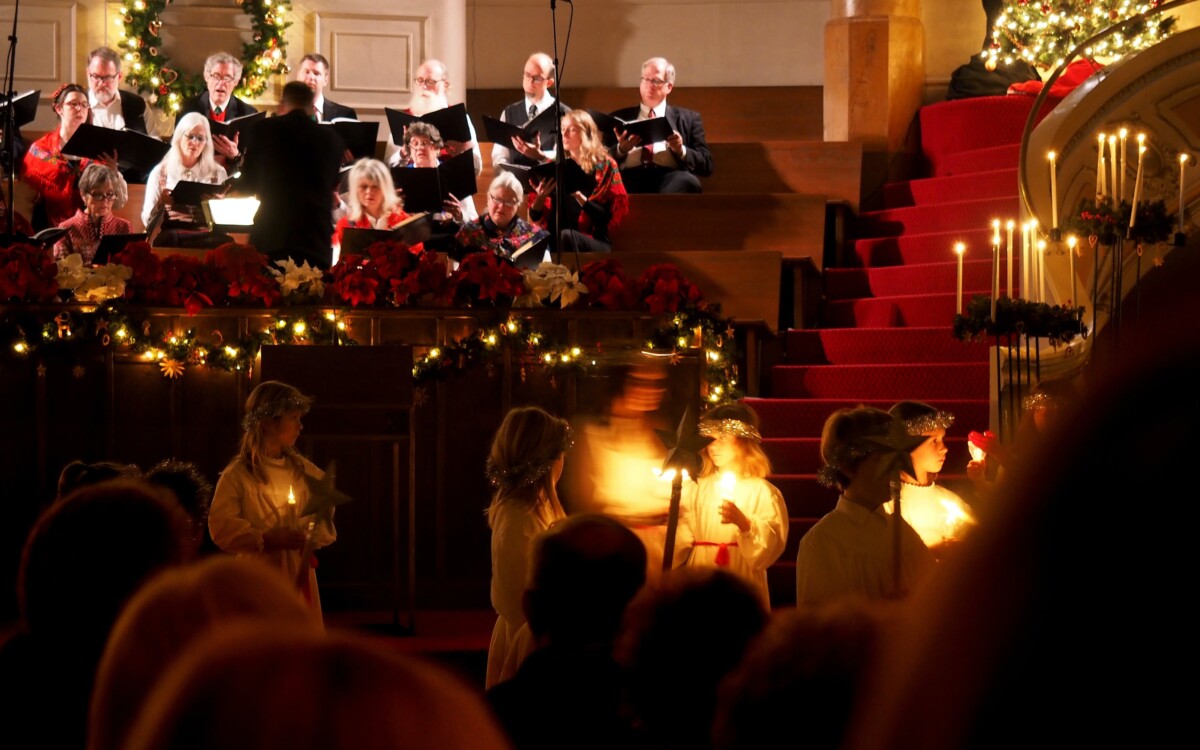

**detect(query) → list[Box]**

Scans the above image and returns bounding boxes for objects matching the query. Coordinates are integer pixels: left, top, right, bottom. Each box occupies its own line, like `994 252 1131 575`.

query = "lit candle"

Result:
1048 151 1058 229
1020 222 1029 300
1005 220 1015 297
1097 132 1106 199
1067 235 1078 308
1037 239 1047 303
954 242 965 313
1118 128 1128 201
1108 135 1119 207
287 485 297 526
1181 154 1191 235
1129 139 1146 232
719 471 737 510
990 220 1000 320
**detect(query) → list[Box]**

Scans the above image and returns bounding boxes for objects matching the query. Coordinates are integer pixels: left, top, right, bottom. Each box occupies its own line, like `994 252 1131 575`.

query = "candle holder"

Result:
1049 227 1062 243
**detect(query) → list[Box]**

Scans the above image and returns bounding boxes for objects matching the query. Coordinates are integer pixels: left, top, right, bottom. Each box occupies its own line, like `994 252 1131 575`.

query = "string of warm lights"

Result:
3 304 743 408
119 0 291 113
983 1 1176 71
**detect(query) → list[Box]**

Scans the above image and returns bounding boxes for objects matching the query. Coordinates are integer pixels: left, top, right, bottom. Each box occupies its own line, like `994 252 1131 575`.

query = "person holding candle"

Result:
678 402 788 608
209 381 336 623
484 405 572 688
885 401 976 556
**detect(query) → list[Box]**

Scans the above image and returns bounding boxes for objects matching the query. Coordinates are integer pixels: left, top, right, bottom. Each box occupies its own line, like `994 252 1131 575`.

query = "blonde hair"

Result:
485 406 571 527
699 402 771 478
237 381 312 484
346 158 402 221
561 110 608 173
89 557 316 750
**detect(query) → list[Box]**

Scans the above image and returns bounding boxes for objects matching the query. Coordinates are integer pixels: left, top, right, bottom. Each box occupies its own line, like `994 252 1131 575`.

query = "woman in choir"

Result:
52 163 131 262
330 157 420 264
402 121 479 223
141 113 227 238
885 401 976 555
454 171 549 262
209 381 336 624
528 109 628 253
484 405 572 688
23 83 122 229
682 402 789 608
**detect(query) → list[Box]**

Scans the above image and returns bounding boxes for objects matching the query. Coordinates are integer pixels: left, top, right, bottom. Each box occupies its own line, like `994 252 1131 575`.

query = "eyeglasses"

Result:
61 101 90 110
523 72 548 84
488 194 519 207
184 134 207 143
89 73 118 83
414 77 444 88
641 77 669 88
208 74 238 85
87 192 118 201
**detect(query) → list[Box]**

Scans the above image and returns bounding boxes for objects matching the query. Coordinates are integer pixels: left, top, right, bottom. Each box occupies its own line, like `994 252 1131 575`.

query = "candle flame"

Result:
1047 150 1056 161
1006 219 1015 230
1108 135 1117 145
1137 132 1145 144
287 486 296 505
719 471 737 499
1182 154 1190 165
1119 127 1128 138
1098 132 1106 144
954 242 965 255
1067 235 1078 250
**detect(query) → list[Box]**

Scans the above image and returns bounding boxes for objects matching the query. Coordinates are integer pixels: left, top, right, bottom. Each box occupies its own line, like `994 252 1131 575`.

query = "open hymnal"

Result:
389 150 477 214
585 110 675 148
61 124 171 174
384 103 473 144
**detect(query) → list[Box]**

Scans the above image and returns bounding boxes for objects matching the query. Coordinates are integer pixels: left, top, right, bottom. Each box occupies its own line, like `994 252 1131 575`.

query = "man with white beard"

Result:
384 59 481 176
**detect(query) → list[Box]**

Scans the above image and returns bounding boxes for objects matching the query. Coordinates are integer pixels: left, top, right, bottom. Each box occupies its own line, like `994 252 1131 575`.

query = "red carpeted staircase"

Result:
748 95 1051 608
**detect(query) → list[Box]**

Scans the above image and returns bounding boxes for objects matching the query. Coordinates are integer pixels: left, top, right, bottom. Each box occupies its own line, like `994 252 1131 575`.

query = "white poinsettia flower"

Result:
550 271 588 308
272 258 325 300
74 263 133 303
55 254 87 291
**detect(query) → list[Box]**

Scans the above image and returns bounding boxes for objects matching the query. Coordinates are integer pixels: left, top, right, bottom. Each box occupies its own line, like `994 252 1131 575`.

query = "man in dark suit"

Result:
610 57 714 194
236 81 342 269
176 52 259 168
86 46 151 182
296 53 357 121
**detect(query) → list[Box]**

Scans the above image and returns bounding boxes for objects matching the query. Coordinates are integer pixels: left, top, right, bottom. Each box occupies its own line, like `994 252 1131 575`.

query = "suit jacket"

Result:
118 90 148 134
608 103 714 177
176 92 259 127
238 110 342 268
318 98 357 121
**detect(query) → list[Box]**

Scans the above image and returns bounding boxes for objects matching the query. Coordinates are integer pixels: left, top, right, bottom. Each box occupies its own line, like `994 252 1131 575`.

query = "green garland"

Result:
3 303 743 409
953 295 1087 346
119 0 291 113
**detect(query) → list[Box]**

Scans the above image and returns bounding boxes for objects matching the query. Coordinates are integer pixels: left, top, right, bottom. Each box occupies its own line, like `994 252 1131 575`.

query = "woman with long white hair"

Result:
141 112 227 238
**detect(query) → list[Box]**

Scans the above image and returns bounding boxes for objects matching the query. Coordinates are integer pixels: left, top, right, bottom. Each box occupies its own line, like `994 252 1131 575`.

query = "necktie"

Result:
528 104 537 122
641 140 654 166
212 106 225 123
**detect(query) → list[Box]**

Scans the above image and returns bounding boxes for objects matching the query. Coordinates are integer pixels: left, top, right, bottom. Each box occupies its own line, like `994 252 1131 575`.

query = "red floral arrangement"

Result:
328 240 444 308
578 258 636 310
637 263 705 314
0 243 59 302
113 242 221 314
205 243 281 308
446 251 526 307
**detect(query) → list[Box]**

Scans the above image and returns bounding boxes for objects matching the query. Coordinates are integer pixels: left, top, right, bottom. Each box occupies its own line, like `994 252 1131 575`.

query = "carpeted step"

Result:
882 168 1018 210
769 362 989 400
857 197 1021 239
746 397 990 437
937 144 1021 177
773 474 839 518
766 437 972 475
825 259 998 300
918 95 1035 174
784 327 991 365
821 289 990 328
850 228 995 268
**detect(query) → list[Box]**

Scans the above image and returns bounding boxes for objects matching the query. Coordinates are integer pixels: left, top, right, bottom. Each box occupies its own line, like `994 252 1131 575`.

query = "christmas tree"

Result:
983 1 1177 72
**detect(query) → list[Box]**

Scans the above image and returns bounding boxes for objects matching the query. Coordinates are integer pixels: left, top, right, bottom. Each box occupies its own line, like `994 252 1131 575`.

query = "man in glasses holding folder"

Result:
490 52 570 170
610 57 712 194
177 52 259 168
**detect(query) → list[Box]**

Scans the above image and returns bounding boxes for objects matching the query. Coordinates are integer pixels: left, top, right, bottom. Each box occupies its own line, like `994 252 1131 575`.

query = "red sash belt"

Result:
694 540 738 566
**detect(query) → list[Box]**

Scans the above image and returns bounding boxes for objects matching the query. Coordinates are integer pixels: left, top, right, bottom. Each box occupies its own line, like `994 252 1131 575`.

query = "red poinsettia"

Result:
206 243 281 307
328 254 380 307
112 241 163 302
637 263 705 314
447 251 525 306
578 258 636 310
158 255 219 314
0 242 59 302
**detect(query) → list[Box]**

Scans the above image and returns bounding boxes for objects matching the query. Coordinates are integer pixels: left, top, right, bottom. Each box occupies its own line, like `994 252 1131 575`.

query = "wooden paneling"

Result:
702 141 862 208
612 193 826 265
